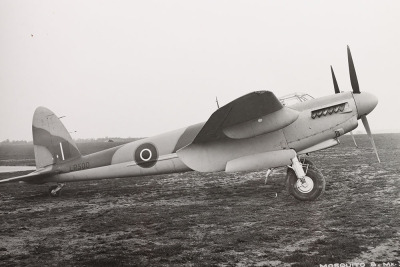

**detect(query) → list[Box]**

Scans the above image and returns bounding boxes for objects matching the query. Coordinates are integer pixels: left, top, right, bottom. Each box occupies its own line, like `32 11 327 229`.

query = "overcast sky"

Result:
1 1 399 141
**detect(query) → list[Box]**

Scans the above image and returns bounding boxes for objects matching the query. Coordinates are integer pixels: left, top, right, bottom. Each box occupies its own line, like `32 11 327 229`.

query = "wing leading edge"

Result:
192 91 298 143
177 91 299 172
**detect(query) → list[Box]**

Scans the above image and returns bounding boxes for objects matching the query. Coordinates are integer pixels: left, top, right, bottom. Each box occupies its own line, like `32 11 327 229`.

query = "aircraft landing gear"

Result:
48 183 65 197
265 168 273 184
264 169 278 198
286 157 325 201
299 158 315 168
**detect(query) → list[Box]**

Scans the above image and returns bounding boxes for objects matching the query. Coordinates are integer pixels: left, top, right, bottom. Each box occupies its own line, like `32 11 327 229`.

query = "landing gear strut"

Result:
286 157 325 201
264 169 278 198
48 183 65 197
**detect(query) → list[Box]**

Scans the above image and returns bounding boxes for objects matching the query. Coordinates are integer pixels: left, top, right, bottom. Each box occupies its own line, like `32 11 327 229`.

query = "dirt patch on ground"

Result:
0 134 399 266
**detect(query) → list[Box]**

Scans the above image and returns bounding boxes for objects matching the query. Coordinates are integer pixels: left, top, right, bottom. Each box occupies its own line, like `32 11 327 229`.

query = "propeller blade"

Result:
350 131 358 148
347 45 360 94
361 115 380 163
330 66 340 94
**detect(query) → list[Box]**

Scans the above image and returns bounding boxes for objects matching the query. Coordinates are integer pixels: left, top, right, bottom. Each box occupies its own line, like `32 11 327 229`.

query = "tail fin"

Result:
32 107 81 169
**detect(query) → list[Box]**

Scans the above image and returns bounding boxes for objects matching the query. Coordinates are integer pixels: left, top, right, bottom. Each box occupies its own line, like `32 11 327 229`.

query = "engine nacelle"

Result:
225 149 296 172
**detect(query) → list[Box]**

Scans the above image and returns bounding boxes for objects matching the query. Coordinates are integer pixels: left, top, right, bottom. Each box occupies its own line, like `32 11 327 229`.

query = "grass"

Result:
0 134 399 266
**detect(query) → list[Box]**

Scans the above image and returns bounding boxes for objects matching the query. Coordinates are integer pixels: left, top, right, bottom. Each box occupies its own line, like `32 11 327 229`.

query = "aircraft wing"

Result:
193 91 299 143
177 91 299 172
0 167 52 184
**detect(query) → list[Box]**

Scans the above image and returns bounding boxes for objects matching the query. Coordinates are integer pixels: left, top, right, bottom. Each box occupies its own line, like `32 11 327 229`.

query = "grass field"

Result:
0 134 399 266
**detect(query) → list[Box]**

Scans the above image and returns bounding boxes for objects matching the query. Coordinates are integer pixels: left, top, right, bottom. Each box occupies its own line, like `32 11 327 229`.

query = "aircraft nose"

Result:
353 92 378 118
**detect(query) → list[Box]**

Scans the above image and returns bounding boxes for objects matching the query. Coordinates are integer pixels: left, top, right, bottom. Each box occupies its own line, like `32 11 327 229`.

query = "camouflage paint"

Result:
0 89 375 185
282 92 359 152
177 92 360 172
32 107 81 169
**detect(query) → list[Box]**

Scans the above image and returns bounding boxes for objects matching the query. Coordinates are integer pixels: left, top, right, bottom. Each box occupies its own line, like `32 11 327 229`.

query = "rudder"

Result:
32 107 81 169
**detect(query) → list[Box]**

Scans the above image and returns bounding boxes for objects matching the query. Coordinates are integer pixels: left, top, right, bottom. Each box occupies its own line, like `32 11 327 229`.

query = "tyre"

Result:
286 167 325 201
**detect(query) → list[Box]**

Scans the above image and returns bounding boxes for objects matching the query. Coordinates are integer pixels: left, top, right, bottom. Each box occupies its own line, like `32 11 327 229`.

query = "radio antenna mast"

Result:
216 97 220 109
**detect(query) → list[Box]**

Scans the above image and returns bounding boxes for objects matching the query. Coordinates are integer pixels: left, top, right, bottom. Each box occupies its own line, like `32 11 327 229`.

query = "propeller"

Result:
347 45 380 162
330 66 340 94
332 57 363 148
331 65 359 147
361 116 381 163
347 45 361 94
349 131 358 148
329 46 380 162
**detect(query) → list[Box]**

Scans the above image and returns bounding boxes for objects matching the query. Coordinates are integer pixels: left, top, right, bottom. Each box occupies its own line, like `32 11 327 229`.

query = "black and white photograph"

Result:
0 1 399 266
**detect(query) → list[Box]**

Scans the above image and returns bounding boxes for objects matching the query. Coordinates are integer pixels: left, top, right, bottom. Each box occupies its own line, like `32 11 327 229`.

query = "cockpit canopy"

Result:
279 92 314 106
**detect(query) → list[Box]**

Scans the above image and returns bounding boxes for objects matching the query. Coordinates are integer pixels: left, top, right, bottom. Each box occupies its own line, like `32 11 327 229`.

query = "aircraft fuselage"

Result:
37 91 360 184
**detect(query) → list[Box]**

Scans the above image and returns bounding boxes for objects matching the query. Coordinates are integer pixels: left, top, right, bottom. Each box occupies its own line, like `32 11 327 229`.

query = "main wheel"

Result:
48 185 61 197
286 167 325 201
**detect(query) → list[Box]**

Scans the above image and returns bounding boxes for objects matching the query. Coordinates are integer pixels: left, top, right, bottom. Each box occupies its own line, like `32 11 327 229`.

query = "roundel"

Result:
134 143 158 168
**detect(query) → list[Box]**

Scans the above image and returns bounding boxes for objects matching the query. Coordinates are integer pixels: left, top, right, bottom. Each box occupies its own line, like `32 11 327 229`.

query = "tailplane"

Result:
32 107 81 169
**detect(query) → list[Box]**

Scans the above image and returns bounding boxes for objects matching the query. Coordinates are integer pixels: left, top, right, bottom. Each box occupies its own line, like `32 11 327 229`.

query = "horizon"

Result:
1 1 399 140
2 130 400 144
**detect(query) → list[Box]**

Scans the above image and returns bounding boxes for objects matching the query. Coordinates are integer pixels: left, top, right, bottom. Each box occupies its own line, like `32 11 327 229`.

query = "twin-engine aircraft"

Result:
0 47 379 201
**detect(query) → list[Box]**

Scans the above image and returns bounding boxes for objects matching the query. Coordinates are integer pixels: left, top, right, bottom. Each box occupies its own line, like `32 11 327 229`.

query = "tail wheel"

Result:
286 167 325 201
48 185 62 197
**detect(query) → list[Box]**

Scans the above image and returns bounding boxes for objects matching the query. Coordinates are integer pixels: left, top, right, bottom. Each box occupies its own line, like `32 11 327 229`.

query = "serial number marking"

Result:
69 162 90 172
